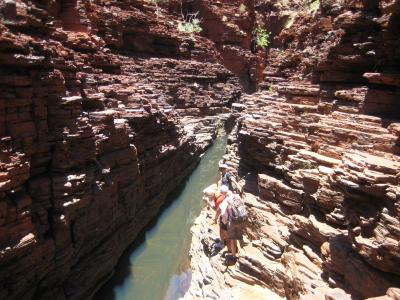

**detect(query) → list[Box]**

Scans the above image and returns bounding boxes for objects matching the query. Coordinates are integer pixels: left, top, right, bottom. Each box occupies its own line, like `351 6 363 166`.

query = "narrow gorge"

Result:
0 0 399 300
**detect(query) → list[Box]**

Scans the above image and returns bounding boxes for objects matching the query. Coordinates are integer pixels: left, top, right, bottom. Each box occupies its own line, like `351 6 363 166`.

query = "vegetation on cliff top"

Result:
178 10 203 35
254 26 271 49
178 17 202 34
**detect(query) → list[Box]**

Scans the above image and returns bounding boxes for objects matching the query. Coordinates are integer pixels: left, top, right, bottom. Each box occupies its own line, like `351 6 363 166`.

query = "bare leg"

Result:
230 240 237 257
219 225 228 248
226 238 232 253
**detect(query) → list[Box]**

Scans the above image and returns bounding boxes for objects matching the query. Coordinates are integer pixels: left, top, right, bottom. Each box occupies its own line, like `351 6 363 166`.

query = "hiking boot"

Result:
224 255 237 266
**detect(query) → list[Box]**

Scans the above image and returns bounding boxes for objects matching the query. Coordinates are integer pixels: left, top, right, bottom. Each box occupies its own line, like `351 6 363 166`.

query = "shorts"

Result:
219 217 228 231
227 222 243 240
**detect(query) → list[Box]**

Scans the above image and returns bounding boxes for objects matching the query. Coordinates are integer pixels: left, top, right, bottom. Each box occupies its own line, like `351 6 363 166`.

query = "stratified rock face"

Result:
263 0 400 117
0 1 241 300
2 0 399 299
187 0 262 91
238 1 400 299
186 0 400 300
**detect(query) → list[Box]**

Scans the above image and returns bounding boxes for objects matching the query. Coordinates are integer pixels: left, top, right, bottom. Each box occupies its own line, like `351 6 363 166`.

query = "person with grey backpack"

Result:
225 193 248 264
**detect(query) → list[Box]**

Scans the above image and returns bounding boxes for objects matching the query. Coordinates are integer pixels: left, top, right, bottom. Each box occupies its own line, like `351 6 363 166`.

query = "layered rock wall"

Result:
235 0 400 298
186 1 400 299
2 0 400 299
0 1 241 299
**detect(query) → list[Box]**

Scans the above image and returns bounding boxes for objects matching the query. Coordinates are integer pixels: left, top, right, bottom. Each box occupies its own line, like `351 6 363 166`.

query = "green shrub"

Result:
253 26 271 49
178 18 202 34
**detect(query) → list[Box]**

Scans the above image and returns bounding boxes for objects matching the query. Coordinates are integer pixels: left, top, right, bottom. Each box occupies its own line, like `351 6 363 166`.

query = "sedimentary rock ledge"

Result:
185 0 400 298
1 0 400 299
184 202 283 300
0 1 245 299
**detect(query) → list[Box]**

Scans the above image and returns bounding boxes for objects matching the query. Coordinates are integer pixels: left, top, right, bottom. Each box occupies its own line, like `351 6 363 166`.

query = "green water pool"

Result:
96 137 227 300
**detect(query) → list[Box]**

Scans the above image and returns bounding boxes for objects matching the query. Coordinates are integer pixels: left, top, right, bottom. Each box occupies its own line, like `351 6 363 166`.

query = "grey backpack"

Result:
228 195 248 224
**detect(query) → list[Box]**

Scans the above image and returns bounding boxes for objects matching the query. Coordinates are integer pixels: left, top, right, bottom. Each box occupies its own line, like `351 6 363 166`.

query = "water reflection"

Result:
164 270 192 300
95 137 227 300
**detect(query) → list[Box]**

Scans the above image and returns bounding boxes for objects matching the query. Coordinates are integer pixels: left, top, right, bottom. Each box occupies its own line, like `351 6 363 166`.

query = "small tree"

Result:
253 26 271 49
178 11 202 35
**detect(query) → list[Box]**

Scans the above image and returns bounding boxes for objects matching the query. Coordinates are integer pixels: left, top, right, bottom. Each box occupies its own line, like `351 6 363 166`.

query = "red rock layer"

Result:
219 0 400 299
0 1 241 299
166 0 263 91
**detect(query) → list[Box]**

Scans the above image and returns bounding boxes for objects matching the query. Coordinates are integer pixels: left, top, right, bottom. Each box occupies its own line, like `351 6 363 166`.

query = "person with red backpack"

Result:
213 184 228 211
214 187 248 264
213 185 230 248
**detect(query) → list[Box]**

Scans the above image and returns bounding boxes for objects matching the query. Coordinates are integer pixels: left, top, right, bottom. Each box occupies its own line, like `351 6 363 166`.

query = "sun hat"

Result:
219 163 229 169
220 185 229 193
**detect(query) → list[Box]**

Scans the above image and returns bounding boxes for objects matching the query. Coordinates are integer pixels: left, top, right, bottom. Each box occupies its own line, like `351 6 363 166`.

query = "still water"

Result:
96 137 227 300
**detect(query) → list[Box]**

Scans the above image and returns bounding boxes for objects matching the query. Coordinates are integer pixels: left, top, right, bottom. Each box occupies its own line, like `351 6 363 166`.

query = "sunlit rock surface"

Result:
185 0 400 299
1 0 400 299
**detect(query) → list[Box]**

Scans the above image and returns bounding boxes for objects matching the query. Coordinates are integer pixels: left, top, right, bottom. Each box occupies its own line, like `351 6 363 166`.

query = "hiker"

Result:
213 184 228 211
218 162 240 193
214 188 248 264
213 185 231 250
226 193 247 259
203 184 218 208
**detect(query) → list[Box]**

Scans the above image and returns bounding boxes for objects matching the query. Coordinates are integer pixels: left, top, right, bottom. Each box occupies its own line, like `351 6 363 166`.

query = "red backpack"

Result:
213 192 226 210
